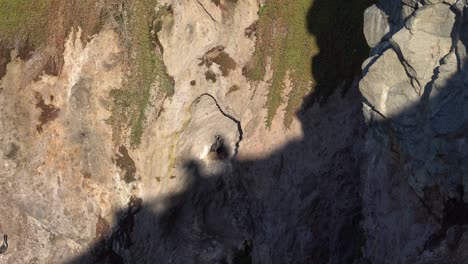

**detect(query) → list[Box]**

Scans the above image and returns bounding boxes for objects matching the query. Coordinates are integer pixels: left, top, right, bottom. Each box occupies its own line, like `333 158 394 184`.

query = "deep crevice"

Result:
196 0 218 22
193 93 243 157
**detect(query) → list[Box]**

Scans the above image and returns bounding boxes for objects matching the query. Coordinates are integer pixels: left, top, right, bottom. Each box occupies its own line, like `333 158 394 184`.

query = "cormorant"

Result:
210 135 224 152
0 234 8 255
209 135 227 160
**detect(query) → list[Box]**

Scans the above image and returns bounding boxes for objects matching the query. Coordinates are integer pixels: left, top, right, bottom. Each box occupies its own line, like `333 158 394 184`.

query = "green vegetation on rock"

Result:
246 0 316 128
0 0 175 147
0 0 51 47
246 0 373 128
0 0 109 76
109 1 174 147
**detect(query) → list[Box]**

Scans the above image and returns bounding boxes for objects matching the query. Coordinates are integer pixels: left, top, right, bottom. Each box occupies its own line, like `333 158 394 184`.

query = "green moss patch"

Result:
108 1 174 147
245 0 317 128
0 0 51 47
0 0 108 77
245 0 373 128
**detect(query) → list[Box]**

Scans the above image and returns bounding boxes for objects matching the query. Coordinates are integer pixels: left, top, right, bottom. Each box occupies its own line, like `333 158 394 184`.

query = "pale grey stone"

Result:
402 0 420 7
407 3 456 37
423 0 446 4
360 48 415 118
363 5 390 47
402 4 416 20
391 25 452 92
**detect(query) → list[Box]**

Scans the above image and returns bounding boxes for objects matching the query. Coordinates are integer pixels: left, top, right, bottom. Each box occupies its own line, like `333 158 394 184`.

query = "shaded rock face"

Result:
360 0 468 263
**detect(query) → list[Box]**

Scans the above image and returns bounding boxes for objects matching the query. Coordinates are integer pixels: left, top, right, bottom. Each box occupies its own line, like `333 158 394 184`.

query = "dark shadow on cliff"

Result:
66 2 466 264
304 0 374 107
67 86 366 264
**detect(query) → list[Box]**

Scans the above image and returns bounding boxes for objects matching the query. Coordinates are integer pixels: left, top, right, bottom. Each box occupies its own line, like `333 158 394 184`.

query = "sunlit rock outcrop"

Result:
360 0 468 262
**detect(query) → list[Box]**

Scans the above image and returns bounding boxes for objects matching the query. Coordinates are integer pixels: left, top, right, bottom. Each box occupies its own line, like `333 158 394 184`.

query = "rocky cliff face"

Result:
0 0 465 263
0 0 366 263
360 0 468 262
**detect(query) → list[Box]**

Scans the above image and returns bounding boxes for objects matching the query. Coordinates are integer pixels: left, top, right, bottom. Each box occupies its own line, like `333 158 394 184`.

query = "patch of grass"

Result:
246 0 374 128
0 0 51 47
0 0 108 76
245 0 317 128
109 1 174 147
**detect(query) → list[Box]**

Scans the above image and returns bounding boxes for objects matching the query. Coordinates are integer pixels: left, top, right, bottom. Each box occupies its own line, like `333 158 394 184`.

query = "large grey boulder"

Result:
359 48 419 124
407 3 456 37
364 5 391 47
390 3 455 93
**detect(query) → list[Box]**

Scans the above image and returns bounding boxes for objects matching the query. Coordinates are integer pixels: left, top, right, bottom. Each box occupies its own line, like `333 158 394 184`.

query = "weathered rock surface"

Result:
1 0 465 263
0 0 367 263
364 5 390 48
0 29 131 263
360 0 468 262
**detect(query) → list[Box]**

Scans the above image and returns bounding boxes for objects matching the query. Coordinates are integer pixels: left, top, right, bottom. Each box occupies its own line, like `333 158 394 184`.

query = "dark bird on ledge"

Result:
0 234 7 255
209 135 228 160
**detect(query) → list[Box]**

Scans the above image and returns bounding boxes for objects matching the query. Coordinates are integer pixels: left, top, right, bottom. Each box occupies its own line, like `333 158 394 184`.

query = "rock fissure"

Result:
193 93 243 157
363 99 388 120
196 0 218 22
389 38 423 94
